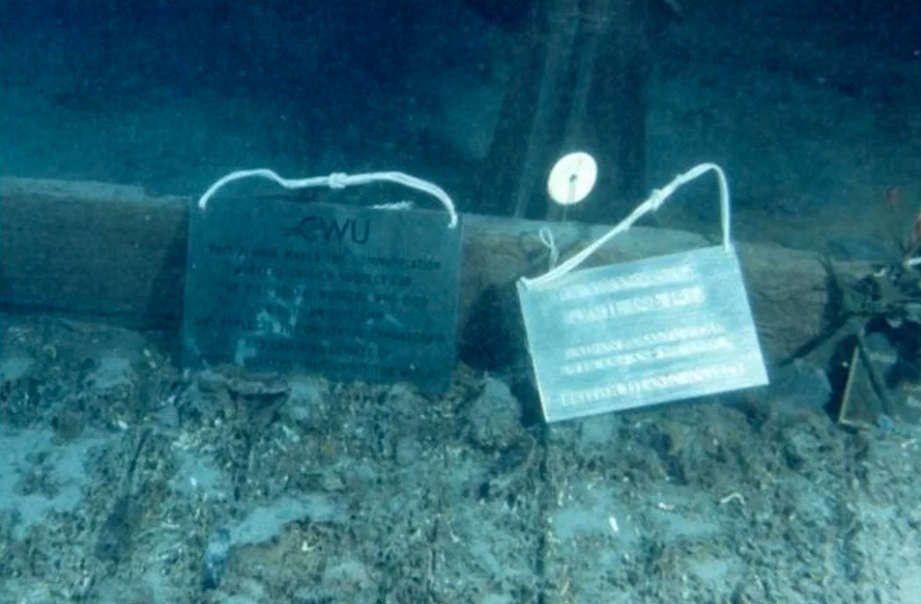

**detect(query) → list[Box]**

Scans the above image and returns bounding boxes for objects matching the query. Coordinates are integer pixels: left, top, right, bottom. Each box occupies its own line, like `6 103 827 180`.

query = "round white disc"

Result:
547 152 598 205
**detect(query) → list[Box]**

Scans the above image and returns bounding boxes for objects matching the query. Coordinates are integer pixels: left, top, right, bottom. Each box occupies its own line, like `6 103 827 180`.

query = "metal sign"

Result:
183 199 462 392
519 246 768 422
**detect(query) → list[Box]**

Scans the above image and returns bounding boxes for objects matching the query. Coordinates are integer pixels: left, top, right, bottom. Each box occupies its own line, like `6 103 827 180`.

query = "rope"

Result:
520 163 733 290
197 168 458 229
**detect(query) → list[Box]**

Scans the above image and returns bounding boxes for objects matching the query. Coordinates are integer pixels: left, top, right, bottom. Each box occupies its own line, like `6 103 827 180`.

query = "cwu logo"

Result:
285 215 370 245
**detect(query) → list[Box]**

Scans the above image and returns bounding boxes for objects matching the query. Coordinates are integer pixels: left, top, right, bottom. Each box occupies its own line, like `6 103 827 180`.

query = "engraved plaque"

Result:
183 199 462 392
840 329 921 429
519 246 768 422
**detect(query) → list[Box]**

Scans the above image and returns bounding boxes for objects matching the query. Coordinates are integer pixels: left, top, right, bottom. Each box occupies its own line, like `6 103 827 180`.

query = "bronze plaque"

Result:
182 199 462 391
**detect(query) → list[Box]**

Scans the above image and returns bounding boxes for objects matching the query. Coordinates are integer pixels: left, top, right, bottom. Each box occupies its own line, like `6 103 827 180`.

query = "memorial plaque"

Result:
519 246 768 422
183 199 462 392
840 329 921 429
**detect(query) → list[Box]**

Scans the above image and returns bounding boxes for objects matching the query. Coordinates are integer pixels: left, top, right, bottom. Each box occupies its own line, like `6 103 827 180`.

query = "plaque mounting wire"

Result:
520 163 732 290
197 168 459 229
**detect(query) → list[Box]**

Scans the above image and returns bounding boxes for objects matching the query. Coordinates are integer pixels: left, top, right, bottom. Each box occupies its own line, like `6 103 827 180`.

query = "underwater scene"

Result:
1 1 920 602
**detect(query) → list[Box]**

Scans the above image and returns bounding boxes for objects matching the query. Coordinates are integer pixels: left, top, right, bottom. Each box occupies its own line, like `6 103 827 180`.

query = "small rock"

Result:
468 377 522 450
158 403 180 429
0 354 34 383
283 375 327 425
202 526 232 589
322 559 372 591
84 356 133 393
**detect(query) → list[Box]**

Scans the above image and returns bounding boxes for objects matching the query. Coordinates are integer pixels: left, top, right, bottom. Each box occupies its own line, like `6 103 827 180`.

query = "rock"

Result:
83 356 133 393
0 353 34 383
468 377 523 450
